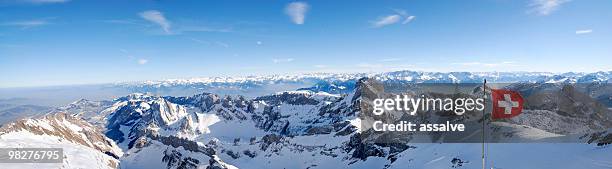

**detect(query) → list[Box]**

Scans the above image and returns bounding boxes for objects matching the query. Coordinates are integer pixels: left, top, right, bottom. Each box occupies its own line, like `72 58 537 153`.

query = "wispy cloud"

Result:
188 38 230 48
1 19 49 29
528 0 569 15
372 15 401 28
402 16 416 24
575 29 592 34
188 37 210 44
393 9 416 24
372 9 416 28
139 10 171 34
285 2 309 25
273 58 294 63
137 59 148 65
119 49 148 65
214 41 230 48
105 18 231 35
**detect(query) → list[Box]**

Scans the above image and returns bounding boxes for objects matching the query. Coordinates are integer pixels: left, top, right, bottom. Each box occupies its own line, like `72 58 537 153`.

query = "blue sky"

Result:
0 0 611 88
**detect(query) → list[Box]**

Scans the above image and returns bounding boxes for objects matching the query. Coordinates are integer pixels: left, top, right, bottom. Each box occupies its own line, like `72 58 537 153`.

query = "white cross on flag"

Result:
491 89 524 120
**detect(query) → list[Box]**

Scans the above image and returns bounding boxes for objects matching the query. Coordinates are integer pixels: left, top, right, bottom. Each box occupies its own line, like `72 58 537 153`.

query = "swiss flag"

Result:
491 89 524 120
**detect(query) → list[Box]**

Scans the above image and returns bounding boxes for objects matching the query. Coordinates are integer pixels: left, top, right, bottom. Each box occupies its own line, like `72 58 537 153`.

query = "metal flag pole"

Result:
482 79 487 169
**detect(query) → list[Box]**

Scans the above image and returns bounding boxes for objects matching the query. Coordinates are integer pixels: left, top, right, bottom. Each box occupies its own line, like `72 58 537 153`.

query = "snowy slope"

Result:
94 79 611 168
0 113 123 169
1 71 611 169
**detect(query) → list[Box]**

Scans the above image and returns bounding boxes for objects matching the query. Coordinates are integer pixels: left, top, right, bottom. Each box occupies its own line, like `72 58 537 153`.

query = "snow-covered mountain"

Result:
0 112 123 169
1 71 612 169
115 71 612 96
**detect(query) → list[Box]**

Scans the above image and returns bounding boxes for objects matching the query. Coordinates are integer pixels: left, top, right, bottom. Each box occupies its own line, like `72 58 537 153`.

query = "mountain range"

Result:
1 70 611 169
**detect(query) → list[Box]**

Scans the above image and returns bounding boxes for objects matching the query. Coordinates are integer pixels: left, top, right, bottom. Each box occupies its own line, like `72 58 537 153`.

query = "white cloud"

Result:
137 59 148 65
528 0 569 15
372 15 401 28
372 9 416 28
139 10 171 33
273 58 294 63
285 2 309 25
188 37 210 44
106 19 232 35
402 16 416 24
256 41 263 45
2 20 48 28
575 29 592 34
117 49 147 65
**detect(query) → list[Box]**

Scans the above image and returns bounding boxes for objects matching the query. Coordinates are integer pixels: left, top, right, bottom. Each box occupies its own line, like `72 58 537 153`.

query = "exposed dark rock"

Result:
254 92 320 105
346 134 386 160
451 157 468 168
306 126 333 135
243 150 257 158
260 134 283 151
226 150 240 159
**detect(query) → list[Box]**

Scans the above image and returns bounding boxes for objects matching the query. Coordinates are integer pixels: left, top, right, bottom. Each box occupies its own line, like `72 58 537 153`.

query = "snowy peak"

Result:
164 93 253 122
111 71 611 99
98 93 242 169
50 99 115 128
117 73 367 87
0 112 122 156
150 98 188 127
117 71 612 90
254 90 339 106
106 96 191 148
0 112 123 169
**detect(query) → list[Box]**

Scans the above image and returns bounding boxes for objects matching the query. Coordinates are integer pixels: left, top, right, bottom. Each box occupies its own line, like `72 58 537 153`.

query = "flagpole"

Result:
482 79 487 169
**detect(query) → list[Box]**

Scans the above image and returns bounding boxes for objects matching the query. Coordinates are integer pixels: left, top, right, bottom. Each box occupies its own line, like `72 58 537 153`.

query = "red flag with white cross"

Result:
491 89 524 120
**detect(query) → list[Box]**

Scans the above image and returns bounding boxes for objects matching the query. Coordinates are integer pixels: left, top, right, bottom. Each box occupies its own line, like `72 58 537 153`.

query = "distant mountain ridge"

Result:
115 71 612 95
